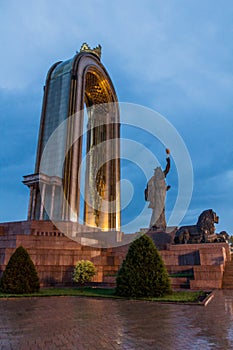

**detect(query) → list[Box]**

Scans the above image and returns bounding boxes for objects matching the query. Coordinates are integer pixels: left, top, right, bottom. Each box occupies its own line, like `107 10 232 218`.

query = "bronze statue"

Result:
145 149 171 230
174 209 228 244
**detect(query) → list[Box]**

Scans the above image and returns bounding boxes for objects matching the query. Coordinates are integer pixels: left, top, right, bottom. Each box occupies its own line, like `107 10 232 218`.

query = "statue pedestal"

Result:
146 227 177 250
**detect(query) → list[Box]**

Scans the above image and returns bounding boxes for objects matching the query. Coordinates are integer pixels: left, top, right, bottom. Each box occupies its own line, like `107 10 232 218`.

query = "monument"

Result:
0 44 231 290
23 43 120 231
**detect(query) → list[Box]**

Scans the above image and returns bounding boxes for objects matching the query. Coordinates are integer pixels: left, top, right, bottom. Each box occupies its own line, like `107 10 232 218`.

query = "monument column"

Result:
39 183 46 220
23 43 121 230
50 184 56 219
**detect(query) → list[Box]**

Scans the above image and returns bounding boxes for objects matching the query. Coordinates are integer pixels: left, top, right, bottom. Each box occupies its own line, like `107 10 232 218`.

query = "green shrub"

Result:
73 260 96 286
0 246 40 294
116 235 172 297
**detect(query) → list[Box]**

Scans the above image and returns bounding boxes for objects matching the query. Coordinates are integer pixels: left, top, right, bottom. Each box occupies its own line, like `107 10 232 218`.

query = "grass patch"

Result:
145 290 207 303
0 287 117 299
0 287 208 303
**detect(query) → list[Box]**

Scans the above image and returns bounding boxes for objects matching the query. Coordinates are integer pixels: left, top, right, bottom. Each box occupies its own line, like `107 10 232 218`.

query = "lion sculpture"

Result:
174 209 228 244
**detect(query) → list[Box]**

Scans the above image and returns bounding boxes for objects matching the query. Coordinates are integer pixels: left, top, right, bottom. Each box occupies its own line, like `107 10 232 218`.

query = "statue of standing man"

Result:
145 149 171 231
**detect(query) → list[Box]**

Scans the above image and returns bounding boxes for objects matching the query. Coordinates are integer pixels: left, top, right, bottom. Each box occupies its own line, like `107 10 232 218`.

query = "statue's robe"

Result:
147 167 167 230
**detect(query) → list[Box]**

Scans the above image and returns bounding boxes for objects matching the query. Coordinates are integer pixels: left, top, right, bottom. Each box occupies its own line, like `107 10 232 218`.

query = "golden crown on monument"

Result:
79 43 102 59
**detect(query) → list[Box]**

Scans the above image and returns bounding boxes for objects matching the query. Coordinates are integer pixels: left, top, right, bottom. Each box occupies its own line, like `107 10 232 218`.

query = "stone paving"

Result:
0 290 233 350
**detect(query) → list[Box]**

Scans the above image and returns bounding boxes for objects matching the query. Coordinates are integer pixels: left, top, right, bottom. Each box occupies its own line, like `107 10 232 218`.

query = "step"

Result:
223 274 233 277
223 279 233 282
170 277 190 289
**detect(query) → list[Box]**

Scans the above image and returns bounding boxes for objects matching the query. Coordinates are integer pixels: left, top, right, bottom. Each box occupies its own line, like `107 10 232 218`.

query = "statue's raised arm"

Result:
163 148 171 177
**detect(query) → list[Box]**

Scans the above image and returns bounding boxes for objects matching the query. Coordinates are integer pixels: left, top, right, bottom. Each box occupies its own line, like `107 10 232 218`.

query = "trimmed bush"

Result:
73 260 96 286
0 246 40 294
116 235 172 297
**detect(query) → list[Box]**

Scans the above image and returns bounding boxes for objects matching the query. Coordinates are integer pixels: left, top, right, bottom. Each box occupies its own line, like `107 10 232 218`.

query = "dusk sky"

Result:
0 0 233 234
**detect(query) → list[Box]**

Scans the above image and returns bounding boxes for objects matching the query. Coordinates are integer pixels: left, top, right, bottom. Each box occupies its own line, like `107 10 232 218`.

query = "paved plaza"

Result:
0 290 233 350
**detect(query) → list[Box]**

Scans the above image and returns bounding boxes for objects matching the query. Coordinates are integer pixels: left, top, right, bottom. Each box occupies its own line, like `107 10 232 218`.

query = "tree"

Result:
116 235 172 297
0 246 40 294
73 260 96 286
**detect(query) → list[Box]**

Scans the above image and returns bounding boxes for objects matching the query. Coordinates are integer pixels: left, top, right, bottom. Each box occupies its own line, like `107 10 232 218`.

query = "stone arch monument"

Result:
23 43 121 231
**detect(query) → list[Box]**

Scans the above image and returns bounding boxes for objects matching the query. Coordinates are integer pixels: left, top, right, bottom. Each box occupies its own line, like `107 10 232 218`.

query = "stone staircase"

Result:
222 255 233 289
